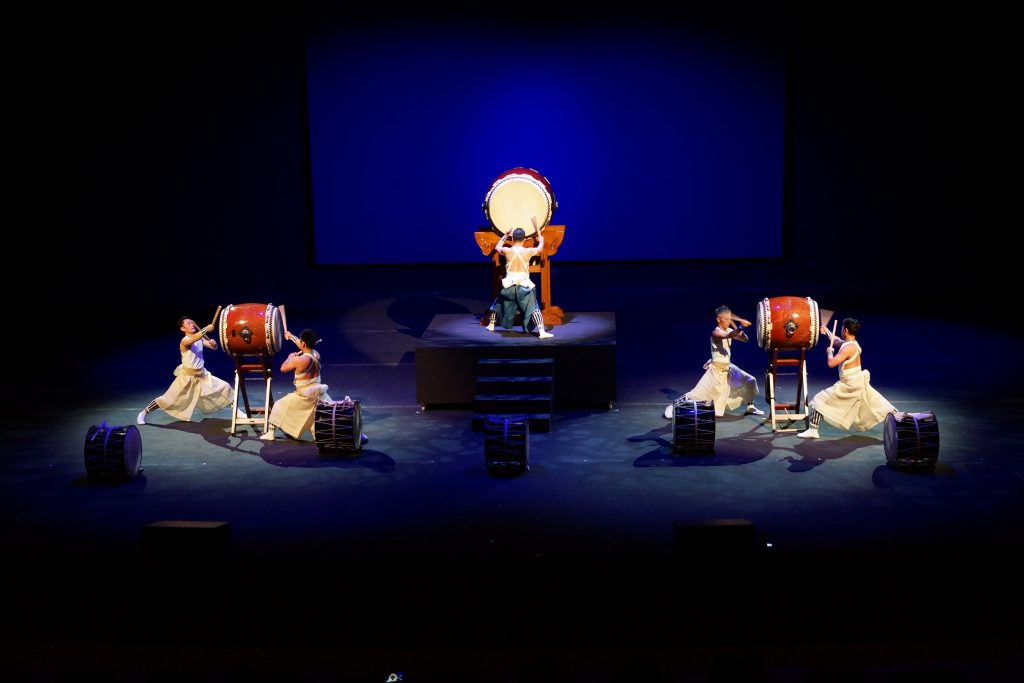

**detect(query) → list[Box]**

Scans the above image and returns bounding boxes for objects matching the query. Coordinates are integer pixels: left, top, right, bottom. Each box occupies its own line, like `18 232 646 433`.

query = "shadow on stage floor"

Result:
4 267 1023 681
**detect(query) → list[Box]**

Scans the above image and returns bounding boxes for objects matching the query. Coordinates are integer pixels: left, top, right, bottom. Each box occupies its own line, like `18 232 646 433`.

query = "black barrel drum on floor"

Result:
884 411 939 469
671 399 716 454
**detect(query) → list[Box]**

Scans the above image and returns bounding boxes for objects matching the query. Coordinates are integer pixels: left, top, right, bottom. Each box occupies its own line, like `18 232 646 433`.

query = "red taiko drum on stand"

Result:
482 167 557 238
219 303 283 356
756 296 820 350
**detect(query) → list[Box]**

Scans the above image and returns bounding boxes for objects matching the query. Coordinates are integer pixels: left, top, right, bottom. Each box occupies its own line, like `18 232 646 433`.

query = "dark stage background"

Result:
7 2 1023 680
304 4 785 264
12 2 1016 327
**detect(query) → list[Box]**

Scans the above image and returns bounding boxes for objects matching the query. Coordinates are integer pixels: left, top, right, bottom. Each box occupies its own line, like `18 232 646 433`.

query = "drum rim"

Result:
482 167 557 237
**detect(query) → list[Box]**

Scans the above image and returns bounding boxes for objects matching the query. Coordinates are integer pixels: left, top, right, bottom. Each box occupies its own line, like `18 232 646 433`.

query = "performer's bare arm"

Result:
180 324 215 352
712 328 749 342
713 326 749 342
529 216 545 257
532 231 544 257
826 342 856 369
280 352 312 374
495 231 511 257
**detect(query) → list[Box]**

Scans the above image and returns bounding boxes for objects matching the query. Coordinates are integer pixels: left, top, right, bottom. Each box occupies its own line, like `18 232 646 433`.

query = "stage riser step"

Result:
474 398 553 414
477 358 554 377
476 377 553 394
472 414 551 433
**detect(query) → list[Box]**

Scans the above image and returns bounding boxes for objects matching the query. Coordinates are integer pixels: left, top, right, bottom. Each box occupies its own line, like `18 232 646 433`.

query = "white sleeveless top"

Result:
710 333 732 364
839 341 862 377
181 339 205 371
294 350 322 389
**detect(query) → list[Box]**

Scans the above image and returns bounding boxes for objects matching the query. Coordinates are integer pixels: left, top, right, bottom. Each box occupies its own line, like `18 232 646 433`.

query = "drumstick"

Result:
279 304 298 346
819 308 835 329
829 320 838 349
201 305 221 340
278 304 289 336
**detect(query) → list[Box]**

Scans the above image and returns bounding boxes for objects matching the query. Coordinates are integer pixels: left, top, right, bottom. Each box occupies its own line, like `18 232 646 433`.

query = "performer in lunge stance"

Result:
663 305 764 419
260 328 367 445
797 317 899 439
485 225 553 339
137 316 233 425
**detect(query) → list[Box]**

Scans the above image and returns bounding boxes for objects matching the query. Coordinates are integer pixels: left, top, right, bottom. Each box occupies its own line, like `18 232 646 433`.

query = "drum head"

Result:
122 425 143 476
264 304 283 355
482 168 557 237
883 412 899 459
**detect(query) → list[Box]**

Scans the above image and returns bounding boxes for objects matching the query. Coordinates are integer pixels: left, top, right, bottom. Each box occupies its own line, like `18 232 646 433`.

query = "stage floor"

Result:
3 289 1023 681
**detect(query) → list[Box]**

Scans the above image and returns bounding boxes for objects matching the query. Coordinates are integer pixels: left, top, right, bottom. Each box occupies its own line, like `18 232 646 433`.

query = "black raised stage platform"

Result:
415 311 617 408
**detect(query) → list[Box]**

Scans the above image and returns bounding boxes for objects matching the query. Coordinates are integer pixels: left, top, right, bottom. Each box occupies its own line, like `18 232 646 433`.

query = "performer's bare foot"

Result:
136 410 147 425
663 404 673 420
745 404 765 416
259 430 276 441
537 328 553 339
486 323 495 331
796 427 819 439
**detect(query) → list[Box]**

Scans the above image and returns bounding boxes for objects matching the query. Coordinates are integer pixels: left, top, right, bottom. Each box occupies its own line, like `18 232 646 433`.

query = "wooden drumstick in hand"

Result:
201 305 222 340
279 305 299 347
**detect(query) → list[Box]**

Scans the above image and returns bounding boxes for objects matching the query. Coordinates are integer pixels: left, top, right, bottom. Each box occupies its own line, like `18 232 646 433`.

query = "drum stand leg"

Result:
765 349 809 433
231 371 240 435
263 370 273 433
230 354 275 435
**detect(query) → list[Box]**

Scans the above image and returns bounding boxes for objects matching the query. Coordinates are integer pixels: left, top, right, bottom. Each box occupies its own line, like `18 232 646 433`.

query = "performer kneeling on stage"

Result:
663 305 764 419
137 316 233 425
486 226 553 339
797 317 900 439
260 329 367 445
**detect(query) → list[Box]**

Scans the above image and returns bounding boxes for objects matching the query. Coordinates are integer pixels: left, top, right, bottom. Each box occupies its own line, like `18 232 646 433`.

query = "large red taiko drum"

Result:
755 296 820 350
219 303 283 356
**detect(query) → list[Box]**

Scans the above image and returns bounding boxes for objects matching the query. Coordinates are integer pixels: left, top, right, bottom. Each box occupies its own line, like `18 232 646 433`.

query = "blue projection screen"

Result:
305 12 784 265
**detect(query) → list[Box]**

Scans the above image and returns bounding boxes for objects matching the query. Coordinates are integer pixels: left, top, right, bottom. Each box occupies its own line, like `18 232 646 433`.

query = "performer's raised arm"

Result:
530 216 544 254
494 230 510 255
